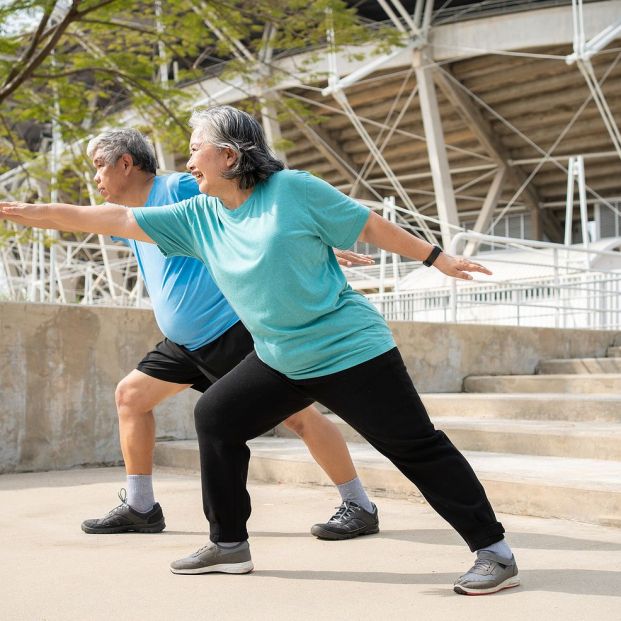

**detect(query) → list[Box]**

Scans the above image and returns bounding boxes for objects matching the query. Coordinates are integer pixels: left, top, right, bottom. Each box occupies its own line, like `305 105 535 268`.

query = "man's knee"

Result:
115 376 148 416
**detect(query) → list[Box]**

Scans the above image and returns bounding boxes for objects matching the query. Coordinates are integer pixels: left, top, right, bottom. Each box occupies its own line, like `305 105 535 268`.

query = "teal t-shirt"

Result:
134 169 396 379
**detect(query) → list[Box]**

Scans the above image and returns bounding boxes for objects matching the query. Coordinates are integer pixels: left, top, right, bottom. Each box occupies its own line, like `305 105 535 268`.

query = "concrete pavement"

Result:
1 466 620 621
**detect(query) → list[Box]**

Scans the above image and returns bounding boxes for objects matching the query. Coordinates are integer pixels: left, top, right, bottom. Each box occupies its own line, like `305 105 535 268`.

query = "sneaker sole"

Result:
453 575 520 596
310 525 379 540
170 561 254 575
81 519 166 534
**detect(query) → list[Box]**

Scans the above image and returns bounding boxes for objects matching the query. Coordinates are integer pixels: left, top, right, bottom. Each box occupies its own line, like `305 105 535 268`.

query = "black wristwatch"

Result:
423 245 442 267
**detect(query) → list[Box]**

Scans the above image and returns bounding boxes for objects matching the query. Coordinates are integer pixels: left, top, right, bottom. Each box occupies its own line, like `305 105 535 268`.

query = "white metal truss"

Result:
567 0 621 161
2 1 621 307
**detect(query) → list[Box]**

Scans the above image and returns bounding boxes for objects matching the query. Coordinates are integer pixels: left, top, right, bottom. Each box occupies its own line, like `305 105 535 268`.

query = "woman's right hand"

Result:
433 252 492 280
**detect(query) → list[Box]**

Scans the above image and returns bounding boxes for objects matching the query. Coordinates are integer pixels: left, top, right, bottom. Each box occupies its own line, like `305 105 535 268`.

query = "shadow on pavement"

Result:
254 568 621 597
250 528 621 552
372 528 621 552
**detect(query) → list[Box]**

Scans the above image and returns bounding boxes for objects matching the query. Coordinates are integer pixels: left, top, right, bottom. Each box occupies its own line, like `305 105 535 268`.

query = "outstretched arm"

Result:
0 201 153 242
359 211 491 280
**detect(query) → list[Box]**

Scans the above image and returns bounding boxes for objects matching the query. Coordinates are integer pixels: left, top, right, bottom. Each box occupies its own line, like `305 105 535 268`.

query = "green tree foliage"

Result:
0 0 399 214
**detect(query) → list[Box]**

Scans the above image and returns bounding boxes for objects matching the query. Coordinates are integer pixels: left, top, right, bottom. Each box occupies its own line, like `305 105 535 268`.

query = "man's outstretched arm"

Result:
0 201 153 242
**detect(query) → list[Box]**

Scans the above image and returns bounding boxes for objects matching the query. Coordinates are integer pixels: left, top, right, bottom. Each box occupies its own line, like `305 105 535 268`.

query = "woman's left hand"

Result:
434 252 492 280
334 249 375 267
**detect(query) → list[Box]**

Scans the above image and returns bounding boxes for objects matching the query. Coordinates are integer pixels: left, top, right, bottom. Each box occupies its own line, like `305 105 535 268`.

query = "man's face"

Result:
186 129 233 196
92 149 129 203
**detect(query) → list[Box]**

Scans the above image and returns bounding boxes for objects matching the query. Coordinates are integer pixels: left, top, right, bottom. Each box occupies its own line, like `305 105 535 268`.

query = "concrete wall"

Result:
0 302 199 474
391 321 620 393
1 302 619 473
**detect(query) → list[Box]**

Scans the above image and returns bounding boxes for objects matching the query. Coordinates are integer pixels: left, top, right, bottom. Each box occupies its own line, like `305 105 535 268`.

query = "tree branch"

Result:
4 0 58 84
75 0 123 19
32 66 189 136
0 0 125 105
0 1 81 103
78 18 159 36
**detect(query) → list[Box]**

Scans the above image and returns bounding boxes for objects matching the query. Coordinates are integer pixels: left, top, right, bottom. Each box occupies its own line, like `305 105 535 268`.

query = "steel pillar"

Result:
414 51 460 249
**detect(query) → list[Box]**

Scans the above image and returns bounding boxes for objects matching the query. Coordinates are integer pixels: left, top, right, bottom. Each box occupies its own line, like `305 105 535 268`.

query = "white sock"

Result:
477 538 513 560
126 475 155 513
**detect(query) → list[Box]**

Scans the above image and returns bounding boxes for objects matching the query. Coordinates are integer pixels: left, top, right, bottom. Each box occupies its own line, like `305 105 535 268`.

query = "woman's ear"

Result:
223 146 238 170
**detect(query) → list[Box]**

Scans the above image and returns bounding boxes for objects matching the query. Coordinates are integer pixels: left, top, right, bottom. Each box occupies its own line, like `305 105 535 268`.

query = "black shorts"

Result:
136 321 255 392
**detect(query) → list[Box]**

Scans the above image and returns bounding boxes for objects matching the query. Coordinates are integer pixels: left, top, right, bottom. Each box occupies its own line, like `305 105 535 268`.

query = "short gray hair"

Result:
86 129 157 174
189 105 284 190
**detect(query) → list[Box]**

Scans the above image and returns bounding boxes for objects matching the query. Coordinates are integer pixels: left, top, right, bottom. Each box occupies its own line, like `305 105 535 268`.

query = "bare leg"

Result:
115 369 190 474
283 405 357 485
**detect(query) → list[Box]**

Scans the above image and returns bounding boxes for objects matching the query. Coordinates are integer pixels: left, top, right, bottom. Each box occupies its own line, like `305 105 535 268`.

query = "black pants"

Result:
194 347 505 552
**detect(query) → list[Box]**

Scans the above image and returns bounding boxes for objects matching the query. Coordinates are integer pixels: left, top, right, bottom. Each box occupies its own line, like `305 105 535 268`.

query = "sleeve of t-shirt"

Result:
110 236 129 246
302 171 371 249
168 172 201 202
133 196 203 259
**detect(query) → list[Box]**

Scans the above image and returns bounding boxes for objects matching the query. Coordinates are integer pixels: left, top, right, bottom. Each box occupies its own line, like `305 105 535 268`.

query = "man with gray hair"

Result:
78 128 380 540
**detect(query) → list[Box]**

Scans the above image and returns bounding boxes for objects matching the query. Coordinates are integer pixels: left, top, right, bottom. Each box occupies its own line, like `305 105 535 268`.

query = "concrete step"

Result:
430 417 621 461
608 346 621 358
154 438 621 527
277 413 621 460
537 357 621 374
464 373 621 394
421 393 621 423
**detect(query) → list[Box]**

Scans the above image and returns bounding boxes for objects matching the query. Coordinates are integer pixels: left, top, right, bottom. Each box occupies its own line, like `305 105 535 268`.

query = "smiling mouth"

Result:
192 172 204 181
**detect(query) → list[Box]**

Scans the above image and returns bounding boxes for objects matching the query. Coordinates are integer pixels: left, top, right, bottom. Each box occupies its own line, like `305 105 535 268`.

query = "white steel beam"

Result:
434 68 550 239
154 138 176 171
187 1 621 104
414 51 459 249
258 24 288 164
463 167 507 257
566 16 621 64
286 108 378 200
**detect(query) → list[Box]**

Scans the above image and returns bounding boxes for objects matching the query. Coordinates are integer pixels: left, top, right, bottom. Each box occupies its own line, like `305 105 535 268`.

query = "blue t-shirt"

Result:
135 169 395 379
121 173 239 350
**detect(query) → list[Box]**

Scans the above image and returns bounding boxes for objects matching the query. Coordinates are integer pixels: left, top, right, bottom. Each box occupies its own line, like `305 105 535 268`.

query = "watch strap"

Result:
423 245 442 267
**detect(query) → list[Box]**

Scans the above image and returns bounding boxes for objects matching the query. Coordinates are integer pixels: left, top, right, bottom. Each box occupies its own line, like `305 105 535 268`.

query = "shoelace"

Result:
102 488 129 518
469 557 494 575
192 542 216 557
328 501 360 523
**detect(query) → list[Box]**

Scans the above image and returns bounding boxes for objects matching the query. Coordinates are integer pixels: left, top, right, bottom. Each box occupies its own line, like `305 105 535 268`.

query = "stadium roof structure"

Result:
1 0 620 305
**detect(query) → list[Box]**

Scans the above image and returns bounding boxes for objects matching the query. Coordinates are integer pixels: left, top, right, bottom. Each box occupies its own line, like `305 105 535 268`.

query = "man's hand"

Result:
334 249 375 267
0 201 46 223
433 252 492 280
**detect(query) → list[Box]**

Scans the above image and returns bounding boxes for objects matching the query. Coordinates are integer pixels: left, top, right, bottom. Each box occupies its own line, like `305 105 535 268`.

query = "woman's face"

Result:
186 129 235 196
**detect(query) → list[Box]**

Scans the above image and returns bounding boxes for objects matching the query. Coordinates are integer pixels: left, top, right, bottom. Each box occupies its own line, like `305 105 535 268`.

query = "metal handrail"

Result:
366 232 621 329
449 232 620 325
448 231 621 259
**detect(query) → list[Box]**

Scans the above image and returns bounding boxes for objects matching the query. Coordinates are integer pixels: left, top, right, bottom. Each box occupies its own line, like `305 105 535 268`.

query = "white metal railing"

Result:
0 234 149 307
368 232 621 330
341 260 417 288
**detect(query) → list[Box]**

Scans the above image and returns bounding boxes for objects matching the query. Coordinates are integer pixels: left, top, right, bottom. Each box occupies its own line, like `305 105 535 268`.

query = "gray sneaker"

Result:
453 551 520 595
170 541 254 575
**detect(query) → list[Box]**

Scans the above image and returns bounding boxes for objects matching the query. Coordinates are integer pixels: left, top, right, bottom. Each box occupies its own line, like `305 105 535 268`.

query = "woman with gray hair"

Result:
0 105 518 595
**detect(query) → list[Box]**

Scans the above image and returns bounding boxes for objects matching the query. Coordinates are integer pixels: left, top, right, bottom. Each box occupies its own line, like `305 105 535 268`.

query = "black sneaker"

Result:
81 489 166 534
311 500 379 540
